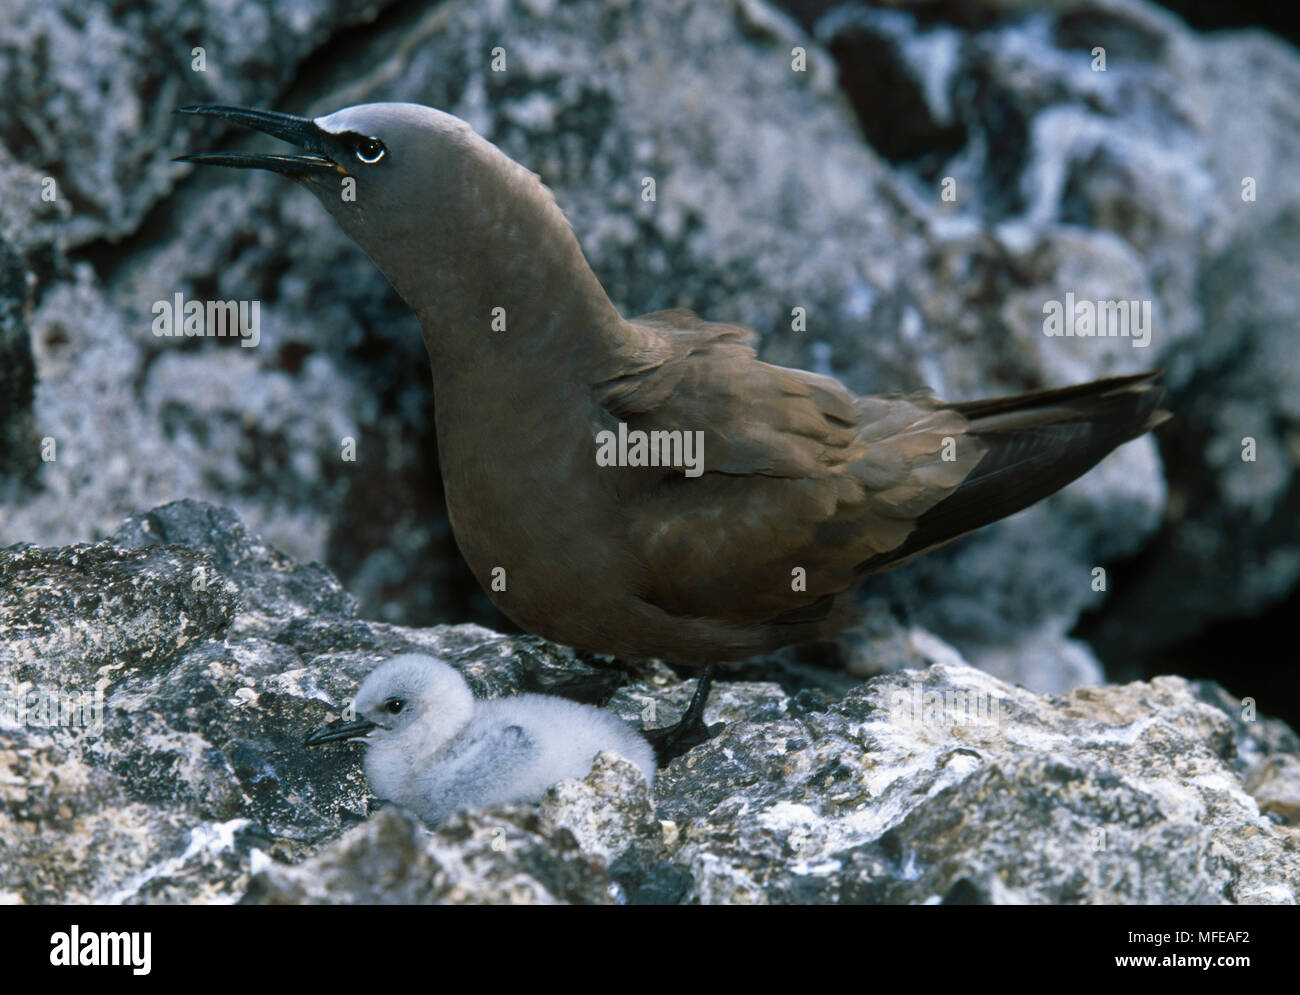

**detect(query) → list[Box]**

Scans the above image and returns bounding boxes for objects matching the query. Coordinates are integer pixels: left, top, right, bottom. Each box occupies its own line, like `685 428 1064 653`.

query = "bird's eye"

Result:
385 698 404 714
355 137 386 164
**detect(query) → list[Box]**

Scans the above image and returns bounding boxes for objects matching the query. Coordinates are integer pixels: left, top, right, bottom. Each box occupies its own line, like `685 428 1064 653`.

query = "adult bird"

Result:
175 103 1168 665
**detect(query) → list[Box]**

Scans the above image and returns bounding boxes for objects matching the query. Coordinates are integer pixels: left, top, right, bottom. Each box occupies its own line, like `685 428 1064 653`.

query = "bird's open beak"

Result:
304 715 377 746
174 105 344 179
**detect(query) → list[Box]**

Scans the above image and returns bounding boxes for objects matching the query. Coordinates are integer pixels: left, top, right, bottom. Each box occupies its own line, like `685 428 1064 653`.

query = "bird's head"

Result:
176 101 619 365
175 102 520 306
304 653 474 752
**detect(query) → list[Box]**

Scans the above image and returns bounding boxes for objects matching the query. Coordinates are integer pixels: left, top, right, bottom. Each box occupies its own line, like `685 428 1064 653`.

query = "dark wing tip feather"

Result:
857 372 1168 574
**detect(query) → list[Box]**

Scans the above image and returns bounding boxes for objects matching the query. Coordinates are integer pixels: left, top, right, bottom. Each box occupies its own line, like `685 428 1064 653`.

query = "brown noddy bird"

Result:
175 103 1169 665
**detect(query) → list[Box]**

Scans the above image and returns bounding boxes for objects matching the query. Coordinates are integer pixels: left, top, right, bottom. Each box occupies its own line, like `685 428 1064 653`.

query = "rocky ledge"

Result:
1 500 1297 904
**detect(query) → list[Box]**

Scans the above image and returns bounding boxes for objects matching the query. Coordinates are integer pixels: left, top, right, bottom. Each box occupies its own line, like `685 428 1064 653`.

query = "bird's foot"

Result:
645 665 718 766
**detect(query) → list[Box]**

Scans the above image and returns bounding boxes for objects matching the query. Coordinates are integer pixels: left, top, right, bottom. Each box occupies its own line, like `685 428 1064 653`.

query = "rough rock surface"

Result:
1 0 1296 699
2 501 1296 904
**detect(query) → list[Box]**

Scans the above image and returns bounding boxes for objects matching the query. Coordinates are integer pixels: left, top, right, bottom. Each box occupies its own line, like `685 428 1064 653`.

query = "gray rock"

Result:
0 0 396 246
0 151 67 485
2 501 1297 904
242 804 619 906
0 539 240 685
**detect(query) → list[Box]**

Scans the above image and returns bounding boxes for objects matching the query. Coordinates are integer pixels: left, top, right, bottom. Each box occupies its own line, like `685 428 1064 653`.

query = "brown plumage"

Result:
177 102 1170 665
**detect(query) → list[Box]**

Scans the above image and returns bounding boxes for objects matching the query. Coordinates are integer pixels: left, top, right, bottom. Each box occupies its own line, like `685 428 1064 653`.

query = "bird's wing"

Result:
423 723 538 820
591 310 985 623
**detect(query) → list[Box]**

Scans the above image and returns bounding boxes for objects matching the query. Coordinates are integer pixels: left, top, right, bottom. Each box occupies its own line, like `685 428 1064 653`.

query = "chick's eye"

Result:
355 137 386 164
385 698 404 715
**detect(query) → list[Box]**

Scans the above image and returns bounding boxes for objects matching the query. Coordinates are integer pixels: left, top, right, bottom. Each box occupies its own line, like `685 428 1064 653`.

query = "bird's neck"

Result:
393 156 627 376
382 151 639 547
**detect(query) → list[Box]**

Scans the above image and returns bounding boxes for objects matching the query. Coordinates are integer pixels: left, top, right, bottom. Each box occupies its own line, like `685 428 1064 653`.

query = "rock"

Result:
0 0 395 246
243 804 616 905
0 540 240 685
653 667 1299 904
0 150 68 487
0 234 37 482
2 501 1297 904
241 807 444 905
540 752 662 866
111 500 357 622
1245 755 1300 826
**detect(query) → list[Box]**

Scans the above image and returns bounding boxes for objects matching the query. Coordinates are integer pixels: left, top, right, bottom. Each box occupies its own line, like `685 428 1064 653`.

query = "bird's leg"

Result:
645 665 717 766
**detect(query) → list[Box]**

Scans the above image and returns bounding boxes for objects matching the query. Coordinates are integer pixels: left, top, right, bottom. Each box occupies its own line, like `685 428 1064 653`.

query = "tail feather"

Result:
858 371 1168 573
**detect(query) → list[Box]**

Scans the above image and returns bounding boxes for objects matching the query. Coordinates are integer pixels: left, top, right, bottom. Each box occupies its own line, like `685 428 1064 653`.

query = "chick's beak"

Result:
304 715 377 747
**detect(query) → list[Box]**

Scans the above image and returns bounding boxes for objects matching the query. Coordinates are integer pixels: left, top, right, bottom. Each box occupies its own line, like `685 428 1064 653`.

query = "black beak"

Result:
174 105 343 179
304 716 377 747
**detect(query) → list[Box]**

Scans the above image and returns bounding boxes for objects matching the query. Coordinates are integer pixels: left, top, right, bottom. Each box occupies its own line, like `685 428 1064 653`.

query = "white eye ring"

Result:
355 138 386 164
